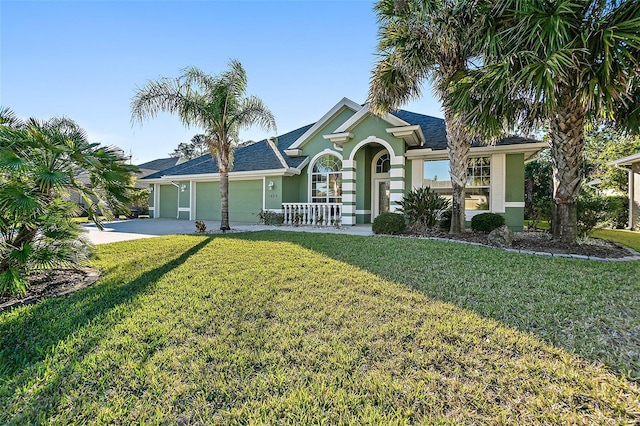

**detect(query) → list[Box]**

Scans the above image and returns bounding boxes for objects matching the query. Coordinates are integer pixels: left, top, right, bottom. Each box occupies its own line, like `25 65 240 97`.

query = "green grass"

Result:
1 233 639 424
592 228 640 252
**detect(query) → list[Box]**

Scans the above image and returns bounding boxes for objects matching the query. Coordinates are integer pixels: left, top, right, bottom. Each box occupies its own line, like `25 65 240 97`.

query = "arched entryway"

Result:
341 136 405 225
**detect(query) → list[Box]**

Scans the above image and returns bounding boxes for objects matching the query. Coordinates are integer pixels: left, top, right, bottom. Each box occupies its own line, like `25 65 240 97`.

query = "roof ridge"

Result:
267 138 289 169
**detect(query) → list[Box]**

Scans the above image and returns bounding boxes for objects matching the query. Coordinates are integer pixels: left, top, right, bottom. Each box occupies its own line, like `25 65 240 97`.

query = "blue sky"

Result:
1 0 441 164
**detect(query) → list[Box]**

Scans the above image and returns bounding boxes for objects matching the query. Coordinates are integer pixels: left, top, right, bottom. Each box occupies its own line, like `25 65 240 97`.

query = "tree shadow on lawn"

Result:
0 237 212 385
228 231 640 381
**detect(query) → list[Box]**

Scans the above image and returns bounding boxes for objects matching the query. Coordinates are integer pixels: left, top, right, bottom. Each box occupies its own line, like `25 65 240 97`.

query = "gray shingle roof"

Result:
142 109 540 179
142 124 314 179
137 157 180 172
391 110 539 150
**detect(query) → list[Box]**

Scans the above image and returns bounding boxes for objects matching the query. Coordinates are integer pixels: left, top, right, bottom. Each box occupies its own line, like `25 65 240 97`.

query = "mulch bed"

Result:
405 228 638 259
0 268 100 312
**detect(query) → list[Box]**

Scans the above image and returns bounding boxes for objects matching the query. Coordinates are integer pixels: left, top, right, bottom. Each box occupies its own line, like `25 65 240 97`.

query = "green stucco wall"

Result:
282 174 303 204
159 185 178 218
264 177 282 210
178 181 190 208
297 108 355 158
505 153 525 231
342 116 405 162
505 154 525 202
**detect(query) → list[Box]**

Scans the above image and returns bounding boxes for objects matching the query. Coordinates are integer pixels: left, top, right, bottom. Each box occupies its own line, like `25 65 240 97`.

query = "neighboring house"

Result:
610 152 640 230
136 157 184 184
142 98 546 231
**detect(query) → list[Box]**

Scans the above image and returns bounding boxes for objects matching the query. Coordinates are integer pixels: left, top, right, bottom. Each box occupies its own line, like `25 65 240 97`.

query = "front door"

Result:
373 178 390 219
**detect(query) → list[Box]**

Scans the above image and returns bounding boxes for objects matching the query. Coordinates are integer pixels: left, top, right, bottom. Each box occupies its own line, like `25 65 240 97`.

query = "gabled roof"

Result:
287 97 361 150
142 124 313 179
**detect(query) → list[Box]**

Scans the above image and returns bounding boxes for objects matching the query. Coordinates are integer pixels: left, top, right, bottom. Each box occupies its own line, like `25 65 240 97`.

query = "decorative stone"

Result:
487 225 514 248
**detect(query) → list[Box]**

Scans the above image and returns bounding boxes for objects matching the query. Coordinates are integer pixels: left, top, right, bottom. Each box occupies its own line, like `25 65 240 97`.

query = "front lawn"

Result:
1 233 638 424
592 228 640 252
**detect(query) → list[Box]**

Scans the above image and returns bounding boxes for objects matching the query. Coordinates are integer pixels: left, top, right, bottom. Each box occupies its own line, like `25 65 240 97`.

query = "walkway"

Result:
83 218 373 245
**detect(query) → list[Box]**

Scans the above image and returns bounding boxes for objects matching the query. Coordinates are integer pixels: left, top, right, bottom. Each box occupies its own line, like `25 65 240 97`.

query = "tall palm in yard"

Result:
449 0 640 243
369 0 478 234
131 61 276 230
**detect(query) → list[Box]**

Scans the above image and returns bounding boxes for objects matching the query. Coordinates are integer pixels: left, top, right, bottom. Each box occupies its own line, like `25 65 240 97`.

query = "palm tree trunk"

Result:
444 108 469 234
549 95 585 244
219 169 230 230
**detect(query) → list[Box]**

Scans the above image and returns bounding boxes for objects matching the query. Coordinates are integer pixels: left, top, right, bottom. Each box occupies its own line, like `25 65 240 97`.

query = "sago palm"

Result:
448 0 640 243
0 108 136 295
369 0 479 234
131 60 276 230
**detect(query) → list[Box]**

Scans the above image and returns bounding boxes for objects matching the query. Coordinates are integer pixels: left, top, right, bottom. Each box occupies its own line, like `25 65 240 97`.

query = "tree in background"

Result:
449 0 640 243
169 134 208 160
0 108 136 296
583 127 640 195
131 60 276 230
368 0 478 234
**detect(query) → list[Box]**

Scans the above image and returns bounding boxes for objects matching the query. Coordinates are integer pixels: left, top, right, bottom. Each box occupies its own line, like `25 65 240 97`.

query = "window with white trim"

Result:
423 157 491 210
311 154 342 203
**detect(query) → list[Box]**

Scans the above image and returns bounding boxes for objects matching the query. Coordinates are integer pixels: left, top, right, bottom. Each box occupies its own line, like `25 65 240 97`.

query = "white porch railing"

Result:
282 203 341 226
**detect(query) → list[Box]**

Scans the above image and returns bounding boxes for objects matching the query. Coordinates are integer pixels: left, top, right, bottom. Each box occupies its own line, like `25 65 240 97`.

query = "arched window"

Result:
311 154 342 203
375 153 391 173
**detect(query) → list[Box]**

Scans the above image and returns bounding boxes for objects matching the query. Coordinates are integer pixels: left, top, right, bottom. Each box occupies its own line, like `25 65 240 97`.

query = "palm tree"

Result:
448 0 640 243
0 107 136 295
131 61 276 230
368 0 479 234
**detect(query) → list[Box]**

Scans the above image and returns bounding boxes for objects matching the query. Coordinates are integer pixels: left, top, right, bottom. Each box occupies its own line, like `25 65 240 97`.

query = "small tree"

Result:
0 108 137 296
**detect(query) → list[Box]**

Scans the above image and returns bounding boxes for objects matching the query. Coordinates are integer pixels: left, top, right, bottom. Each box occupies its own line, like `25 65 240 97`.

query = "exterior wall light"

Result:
268 181 274 190
180 184 187 192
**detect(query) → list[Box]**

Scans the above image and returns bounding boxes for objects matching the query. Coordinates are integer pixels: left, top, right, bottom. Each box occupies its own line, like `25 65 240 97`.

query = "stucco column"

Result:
153 184 160 219
342 160 356 225
389 156 405 212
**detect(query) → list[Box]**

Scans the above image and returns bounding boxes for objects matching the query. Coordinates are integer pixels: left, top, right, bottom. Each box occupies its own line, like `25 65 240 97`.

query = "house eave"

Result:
386 125 425 147
284 148 303 157
609 152 640 167
323 132 354 144
142 168 299 183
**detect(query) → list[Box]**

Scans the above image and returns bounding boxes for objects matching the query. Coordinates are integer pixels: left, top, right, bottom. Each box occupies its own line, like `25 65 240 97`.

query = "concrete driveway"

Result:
82 218 373 245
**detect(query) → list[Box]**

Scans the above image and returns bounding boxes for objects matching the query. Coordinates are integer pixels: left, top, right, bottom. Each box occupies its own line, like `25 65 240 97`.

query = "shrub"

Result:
439 209 452 231
258 210 284 225
398 187 450 228
372 212 406 235
577 188 607 237
0 109 135 297
603 195 628 229
471 213 505 233
194 220 207 233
